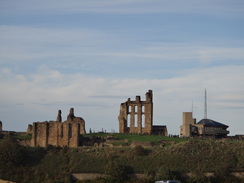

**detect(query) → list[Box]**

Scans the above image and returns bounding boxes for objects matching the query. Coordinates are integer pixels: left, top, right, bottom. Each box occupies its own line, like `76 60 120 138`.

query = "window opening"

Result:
142 106 145 113
135 114 138 127
135 106 138 113
128 106 131 113
142 114 145 128
127 114 131 127
69 124 72 138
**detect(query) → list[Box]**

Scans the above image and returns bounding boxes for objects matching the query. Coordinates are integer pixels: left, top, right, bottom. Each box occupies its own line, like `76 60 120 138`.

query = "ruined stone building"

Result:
180 112 229 138
28 108 86 147
118 90 167 135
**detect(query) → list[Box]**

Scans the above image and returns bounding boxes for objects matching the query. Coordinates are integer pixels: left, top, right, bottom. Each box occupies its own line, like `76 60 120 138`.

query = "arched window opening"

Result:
127 114 131 127
135 114 138 127
142 106 145 113
135 106 138 113
128 106 131 113
142 114 145 128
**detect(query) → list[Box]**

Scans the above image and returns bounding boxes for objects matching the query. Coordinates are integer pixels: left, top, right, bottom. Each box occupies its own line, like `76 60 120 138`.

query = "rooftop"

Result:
197 118 228 128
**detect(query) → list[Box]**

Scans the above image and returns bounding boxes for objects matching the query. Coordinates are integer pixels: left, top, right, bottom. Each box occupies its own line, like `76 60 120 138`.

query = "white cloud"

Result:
0 65 243 135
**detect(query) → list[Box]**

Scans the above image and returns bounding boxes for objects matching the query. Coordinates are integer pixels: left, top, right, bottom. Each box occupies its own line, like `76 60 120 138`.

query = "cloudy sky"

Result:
0 0 244 135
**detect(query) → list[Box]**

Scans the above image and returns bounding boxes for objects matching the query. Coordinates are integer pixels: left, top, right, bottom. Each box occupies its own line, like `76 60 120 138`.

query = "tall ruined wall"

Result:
30 108 86 147
31 121 81 147
118 90 153 134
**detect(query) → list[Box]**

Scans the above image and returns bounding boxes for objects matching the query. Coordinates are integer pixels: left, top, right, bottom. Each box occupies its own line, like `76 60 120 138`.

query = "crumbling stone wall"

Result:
29 108 86 147
118 90 153 134
27 124 33 134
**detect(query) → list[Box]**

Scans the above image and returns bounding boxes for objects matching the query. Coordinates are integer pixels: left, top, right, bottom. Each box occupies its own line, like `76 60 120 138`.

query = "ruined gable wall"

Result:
72 117 86 134
118 90 153 134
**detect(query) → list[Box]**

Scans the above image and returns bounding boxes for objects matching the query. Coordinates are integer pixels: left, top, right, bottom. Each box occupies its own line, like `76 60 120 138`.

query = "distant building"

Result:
180 112 229 138
118 90 168 136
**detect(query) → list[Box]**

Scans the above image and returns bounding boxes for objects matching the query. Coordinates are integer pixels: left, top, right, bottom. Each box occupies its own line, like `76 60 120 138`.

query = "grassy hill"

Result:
0 133 244 183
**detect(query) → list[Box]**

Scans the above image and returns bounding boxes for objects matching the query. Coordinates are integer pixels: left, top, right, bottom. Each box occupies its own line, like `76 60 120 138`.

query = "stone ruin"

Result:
27 108 86 147
118 90 167 135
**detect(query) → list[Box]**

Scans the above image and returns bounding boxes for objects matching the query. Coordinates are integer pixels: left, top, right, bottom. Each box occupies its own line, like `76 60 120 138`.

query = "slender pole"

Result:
204 89 207 119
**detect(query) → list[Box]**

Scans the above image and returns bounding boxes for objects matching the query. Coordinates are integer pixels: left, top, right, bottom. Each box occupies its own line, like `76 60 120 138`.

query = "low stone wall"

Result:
18 139 31 146
232 172 244 178
71 173 148 181
130 141 153 147
72 173 107 181
105 139 129 143
72 172 244 181
0 180 16 183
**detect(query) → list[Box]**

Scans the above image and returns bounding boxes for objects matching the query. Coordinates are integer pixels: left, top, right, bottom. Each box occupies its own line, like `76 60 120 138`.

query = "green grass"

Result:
83 133 188 145
11 132 32 140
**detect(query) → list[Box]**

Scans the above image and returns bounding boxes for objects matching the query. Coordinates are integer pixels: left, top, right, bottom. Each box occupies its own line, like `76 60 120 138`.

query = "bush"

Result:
155 167 181 181
134 145 147 156
0 136 26 166
105 160 129 183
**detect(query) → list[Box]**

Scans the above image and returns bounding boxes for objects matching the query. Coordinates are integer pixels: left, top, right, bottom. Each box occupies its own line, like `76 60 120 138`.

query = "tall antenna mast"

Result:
204 89 207 119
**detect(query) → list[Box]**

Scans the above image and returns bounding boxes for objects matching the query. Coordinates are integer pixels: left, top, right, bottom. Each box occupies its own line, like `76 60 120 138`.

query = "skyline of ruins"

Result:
0 1 243 135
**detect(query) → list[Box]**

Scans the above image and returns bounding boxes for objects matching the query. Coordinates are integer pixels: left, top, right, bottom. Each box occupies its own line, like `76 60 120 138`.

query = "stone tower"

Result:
180 112 195 137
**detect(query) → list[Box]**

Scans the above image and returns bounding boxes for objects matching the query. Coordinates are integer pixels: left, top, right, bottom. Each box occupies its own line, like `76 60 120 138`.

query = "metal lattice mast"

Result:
204 89 207 119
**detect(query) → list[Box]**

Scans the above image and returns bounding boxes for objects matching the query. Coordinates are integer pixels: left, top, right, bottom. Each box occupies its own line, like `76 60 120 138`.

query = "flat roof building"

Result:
180 112 229 138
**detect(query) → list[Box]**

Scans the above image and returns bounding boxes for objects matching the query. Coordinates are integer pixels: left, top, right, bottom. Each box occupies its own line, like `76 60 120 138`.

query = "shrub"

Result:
105 160 129 183
134 145 147 156
155 167 181 181
0 136 26 166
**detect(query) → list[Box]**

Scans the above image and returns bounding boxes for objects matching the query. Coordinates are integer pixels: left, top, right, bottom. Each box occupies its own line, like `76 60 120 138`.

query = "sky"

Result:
0 0 244 135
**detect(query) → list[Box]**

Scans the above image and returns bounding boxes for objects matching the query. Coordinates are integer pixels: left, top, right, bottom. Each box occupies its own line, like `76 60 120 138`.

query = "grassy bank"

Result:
83 133 188 145
0 134 244 183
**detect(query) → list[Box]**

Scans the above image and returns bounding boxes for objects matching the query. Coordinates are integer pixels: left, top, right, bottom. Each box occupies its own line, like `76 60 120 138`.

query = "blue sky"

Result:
0 0 244 135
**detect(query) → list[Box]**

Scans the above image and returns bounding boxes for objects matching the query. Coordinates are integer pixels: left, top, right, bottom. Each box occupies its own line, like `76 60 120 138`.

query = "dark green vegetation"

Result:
11 132 32 140
0 133 244 183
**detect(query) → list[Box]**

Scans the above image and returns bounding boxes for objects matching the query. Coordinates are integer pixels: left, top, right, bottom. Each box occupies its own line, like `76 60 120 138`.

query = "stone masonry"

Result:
118 90 168 135
118 90 153 134
28 108 86 147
